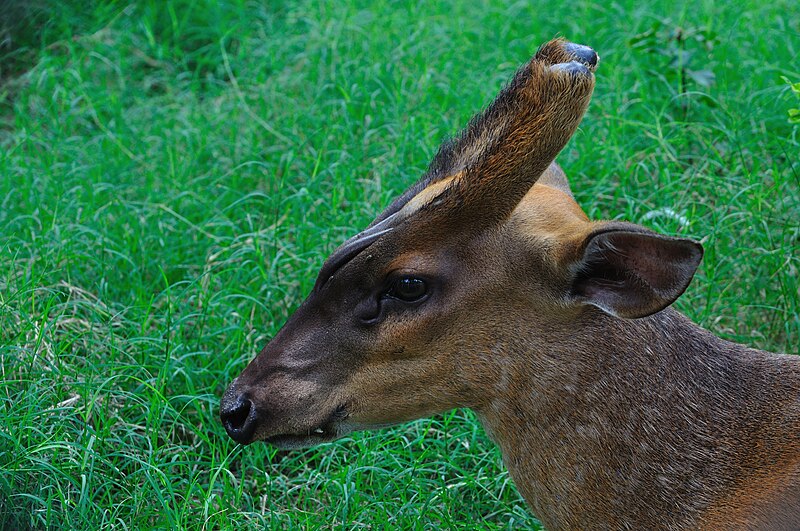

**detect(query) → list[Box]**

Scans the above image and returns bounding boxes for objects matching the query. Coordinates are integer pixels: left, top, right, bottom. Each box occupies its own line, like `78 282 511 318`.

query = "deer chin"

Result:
263 404 350 449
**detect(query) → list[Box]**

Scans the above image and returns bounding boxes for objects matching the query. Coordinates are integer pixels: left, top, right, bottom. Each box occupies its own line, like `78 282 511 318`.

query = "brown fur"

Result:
221 39 800 529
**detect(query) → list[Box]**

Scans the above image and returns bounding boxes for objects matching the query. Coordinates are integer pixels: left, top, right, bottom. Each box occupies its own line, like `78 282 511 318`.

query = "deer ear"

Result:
570 224 703 319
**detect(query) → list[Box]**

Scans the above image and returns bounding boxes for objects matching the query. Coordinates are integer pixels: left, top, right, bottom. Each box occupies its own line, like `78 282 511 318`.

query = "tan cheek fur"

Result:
345 305 467 426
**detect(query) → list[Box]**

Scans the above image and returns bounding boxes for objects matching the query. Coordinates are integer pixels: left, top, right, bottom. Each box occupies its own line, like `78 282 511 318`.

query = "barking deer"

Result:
220 39 800 529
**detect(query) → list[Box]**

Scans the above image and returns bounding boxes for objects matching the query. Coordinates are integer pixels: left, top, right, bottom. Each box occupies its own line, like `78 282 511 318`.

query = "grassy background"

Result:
1 0 798 529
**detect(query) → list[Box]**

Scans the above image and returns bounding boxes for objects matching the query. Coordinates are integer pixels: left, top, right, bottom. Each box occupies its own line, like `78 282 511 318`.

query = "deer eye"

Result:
387 276 428 302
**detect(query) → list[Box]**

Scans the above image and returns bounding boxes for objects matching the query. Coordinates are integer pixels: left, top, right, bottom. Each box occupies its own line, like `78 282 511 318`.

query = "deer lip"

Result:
264 427 335 449
264 404 348 449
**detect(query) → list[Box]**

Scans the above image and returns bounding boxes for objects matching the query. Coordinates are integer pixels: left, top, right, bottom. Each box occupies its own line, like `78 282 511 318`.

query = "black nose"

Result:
220 393 257 444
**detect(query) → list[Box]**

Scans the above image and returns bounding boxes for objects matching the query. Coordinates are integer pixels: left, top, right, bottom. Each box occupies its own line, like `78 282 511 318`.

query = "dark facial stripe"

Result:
313 213 399 291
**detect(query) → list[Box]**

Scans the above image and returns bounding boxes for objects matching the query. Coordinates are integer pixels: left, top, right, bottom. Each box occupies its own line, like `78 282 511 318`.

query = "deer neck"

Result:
471 308 793 529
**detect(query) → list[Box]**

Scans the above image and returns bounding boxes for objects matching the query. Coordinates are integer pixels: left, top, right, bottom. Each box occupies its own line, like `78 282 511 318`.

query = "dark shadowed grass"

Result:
0 0 798 529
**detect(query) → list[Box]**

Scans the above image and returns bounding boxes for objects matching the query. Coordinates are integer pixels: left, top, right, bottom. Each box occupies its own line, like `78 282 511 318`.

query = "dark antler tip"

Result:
550 61 591 77
563 43 598 68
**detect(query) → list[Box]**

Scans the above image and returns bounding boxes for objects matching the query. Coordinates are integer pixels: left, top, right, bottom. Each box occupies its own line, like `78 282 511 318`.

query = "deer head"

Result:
220 39 703 449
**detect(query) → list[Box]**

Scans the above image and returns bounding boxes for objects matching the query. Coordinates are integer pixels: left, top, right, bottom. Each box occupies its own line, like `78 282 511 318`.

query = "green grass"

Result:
1 0 798 529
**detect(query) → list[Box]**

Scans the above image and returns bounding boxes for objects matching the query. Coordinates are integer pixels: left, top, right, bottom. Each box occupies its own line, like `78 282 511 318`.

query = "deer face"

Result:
220 207 525 447
220 39 702 448
220 232 476 447
220 201 549 447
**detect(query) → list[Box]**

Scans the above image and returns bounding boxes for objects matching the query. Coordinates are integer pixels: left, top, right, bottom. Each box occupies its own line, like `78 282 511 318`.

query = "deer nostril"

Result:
220 396 257 444
226 399 251 428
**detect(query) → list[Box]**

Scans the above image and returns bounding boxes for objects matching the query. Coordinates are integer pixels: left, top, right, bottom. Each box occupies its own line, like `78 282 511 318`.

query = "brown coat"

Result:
221 39 800 529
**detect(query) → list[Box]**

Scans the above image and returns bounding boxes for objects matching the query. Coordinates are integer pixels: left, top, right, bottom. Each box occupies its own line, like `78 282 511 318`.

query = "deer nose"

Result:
220 392 258 444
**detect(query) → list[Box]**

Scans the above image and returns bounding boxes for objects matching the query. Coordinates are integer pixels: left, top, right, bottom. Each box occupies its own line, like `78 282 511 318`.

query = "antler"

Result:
376 39 598 230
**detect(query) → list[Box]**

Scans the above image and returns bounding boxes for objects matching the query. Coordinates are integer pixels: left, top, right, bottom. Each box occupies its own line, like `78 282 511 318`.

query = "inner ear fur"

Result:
569 223 704 319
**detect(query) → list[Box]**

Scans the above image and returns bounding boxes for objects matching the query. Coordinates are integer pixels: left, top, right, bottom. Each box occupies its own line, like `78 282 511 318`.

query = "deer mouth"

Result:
264 404 349 449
